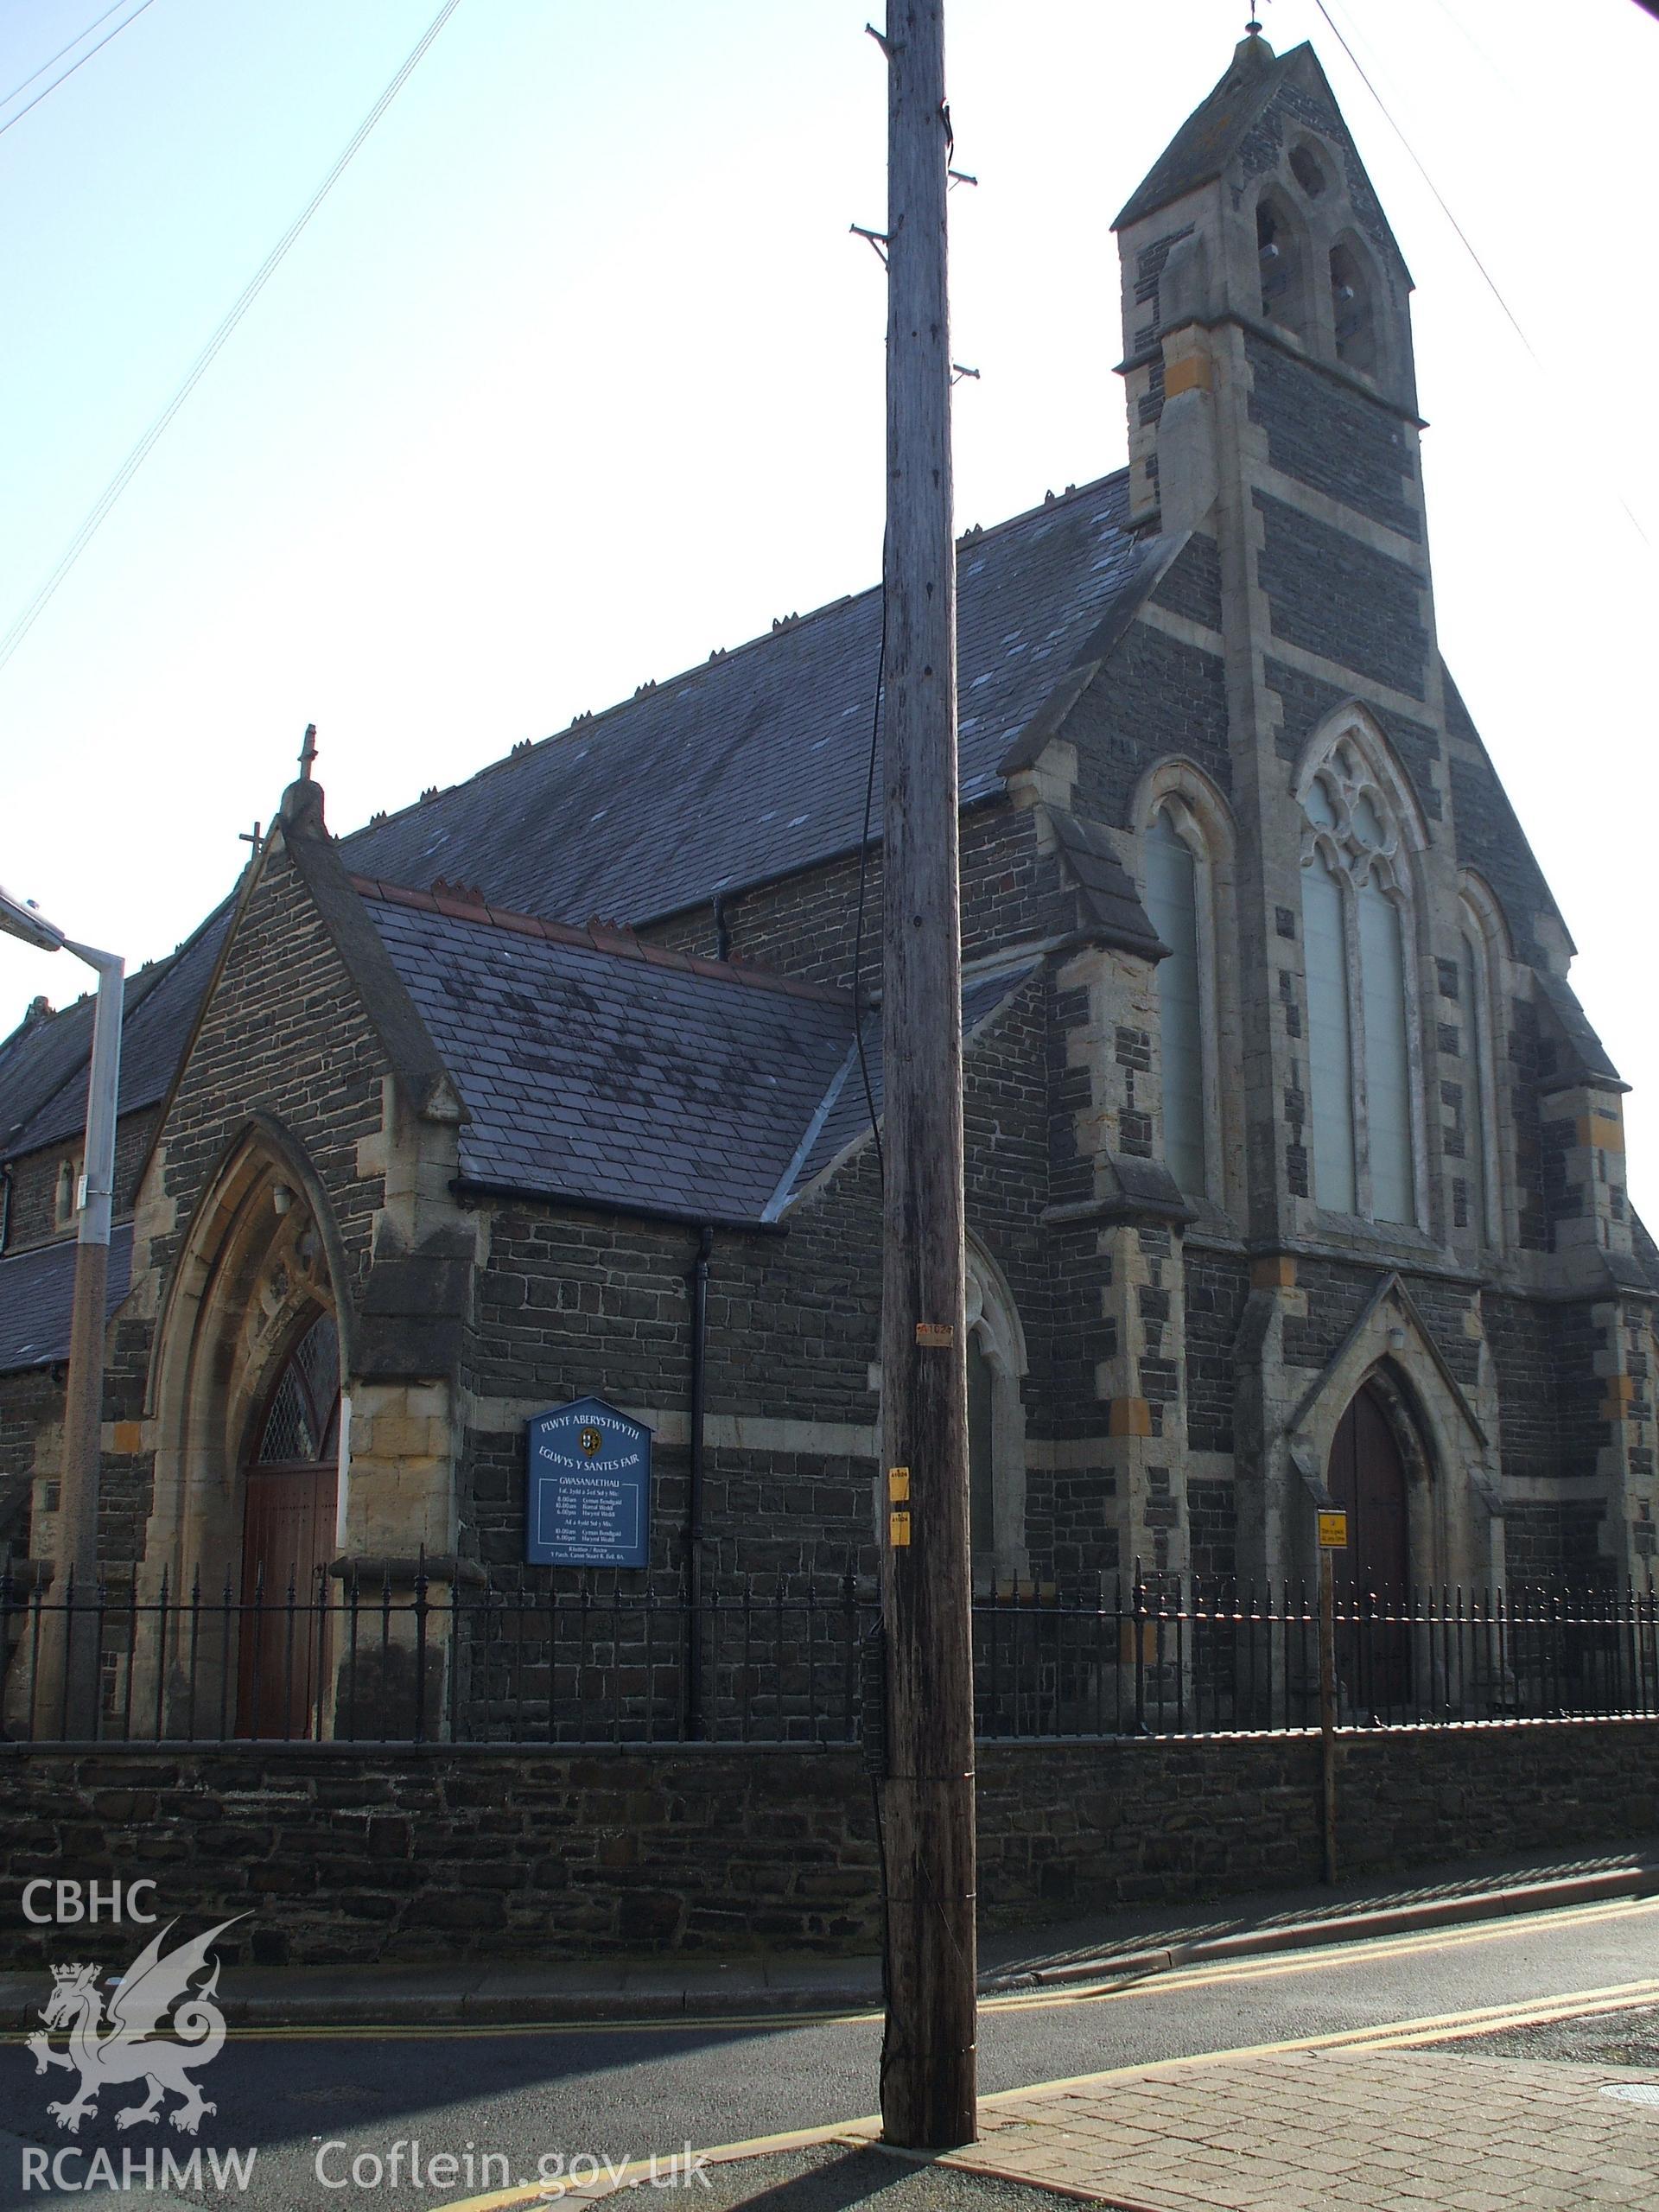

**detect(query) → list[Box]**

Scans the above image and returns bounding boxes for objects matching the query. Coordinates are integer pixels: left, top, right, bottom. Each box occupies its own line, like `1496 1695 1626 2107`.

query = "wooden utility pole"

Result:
875 0 978 2152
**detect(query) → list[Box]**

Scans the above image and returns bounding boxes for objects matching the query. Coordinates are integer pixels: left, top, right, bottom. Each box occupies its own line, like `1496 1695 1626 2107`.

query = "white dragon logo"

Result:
27 1916 245 2136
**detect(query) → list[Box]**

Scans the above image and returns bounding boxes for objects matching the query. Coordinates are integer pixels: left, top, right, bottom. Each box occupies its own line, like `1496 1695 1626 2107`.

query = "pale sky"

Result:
3 0 1656 1206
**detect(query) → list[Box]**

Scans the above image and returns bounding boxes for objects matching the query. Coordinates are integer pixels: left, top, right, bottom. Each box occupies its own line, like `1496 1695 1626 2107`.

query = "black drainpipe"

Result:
0 1166 11 1256
684 1224 715 1738
712 895 731 963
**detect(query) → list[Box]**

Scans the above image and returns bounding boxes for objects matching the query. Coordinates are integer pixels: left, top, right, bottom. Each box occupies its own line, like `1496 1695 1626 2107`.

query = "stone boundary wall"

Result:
2 1720 1656 1969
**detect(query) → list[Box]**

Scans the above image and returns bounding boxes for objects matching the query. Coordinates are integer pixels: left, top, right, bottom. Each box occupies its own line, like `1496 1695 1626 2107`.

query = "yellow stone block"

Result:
1109 1397 1153 1438
1162 353 1212 399
1579 1111 1625 1154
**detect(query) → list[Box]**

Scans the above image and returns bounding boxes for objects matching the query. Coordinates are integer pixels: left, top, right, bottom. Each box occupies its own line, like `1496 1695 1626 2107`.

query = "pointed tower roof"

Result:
1115 30 1292 229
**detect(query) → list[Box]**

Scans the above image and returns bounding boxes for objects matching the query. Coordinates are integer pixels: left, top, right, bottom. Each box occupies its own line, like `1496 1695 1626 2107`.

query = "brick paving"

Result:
937 2049 1659 2210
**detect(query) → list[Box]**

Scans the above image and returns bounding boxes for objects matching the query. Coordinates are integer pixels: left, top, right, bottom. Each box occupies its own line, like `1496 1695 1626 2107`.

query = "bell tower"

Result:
1114 29 1419 539
1108 33 1484 1591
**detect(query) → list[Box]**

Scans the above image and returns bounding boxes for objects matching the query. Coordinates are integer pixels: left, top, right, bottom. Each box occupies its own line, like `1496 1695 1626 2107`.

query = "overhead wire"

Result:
0 0 159 143
0 0 465 677
0 0 132 111
1309 0 1650 549
1309 0 1539 366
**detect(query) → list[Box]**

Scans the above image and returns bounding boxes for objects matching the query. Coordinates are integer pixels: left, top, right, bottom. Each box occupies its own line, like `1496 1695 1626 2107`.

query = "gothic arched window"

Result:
1458 884 1507 1250
1303 842 1356 1212
1299 734 1423 1226
1256 192 1307 339
253 1311 340 1468
1135 765 1237 1214
1359 877 1414 1223
967 1334 995 1558
963 1249 1028 1586
1144 807 1207 1198
1460 927 1489 1239
1330 239 1378 378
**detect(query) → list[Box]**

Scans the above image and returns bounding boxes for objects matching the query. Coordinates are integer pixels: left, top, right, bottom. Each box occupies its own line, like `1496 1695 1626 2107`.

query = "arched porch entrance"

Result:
137 1122 354 1738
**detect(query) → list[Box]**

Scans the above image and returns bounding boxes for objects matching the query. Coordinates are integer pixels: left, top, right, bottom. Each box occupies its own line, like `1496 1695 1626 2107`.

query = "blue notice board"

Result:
525 1398 653 1568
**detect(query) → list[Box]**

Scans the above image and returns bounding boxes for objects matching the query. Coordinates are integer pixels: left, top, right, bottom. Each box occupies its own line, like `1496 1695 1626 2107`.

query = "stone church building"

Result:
3 34 1654 1730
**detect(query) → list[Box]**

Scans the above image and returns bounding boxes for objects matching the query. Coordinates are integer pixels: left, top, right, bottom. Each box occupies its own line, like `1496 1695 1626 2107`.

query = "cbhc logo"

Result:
21 1880 158 1924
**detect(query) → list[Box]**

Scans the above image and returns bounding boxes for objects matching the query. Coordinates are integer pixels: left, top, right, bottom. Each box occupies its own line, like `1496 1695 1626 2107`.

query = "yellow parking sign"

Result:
1318 1510 1349 1550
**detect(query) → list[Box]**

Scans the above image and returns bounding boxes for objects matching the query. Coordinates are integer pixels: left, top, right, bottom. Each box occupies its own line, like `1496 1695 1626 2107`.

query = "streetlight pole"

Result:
0 885 124 1738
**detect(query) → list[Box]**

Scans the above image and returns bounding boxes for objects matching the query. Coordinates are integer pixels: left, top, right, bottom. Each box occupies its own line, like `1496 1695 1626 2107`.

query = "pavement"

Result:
3 1841 1655 2033
408 1980 1659 2211
931 2044 1659 2210
333 2030 1659 2210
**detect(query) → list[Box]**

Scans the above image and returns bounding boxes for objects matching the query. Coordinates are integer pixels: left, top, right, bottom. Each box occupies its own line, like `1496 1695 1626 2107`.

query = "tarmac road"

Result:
3 1891 1659 2210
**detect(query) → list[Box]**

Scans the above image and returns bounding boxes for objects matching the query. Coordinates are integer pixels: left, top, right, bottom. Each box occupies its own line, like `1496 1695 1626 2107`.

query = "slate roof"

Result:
0 1224 133 1374
0 475 1167 1179
1535 972 1626 1093
341 473 1165 929
359 882 1040 1227
1049 810 1170 958
0 906 232 1163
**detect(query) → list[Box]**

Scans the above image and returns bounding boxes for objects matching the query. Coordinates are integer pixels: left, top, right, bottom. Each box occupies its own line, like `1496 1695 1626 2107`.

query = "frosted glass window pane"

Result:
1302 854 1355 1212
968 1335 995 1555
1144 813 1206 1195
1304 779 1337 830
1360 884 1414 1223
1462 931 1487 1241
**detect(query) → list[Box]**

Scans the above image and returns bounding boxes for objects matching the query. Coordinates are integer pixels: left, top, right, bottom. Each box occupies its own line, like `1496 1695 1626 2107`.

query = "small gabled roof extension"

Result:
357 879 1040 1231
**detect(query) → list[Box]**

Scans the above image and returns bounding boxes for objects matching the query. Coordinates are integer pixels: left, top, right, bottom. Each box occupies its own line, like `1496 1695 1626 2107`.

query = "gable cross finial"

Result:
298 722 318 780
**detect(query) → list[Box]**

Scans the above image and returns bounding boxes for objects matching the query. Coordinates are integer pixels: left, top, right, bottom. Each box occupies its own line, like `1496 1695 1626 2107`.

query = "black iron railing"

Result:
3 1562 1657 1747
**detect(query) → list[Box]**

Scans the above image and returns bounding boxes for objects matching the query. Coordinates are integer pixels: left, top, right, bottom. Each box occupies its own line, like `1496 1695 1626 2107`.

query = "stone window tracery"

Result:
1299 734 1421 1226
1289 141 1329 200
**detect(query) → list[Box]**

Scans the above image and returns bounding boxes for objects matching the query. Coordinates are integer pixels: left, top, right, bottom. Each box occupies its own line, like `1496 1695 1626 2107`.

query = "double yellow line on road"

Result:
983 1889 1659 2018
120 1885 1659 2043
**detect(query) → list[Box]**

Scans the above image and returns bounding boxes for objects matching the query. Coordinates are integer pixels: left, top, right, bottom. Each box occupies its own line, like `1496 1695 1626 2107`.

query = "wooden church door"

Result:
238 1311 340 1735
1326 1379 1412 1713
1327 1381 1410 1595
